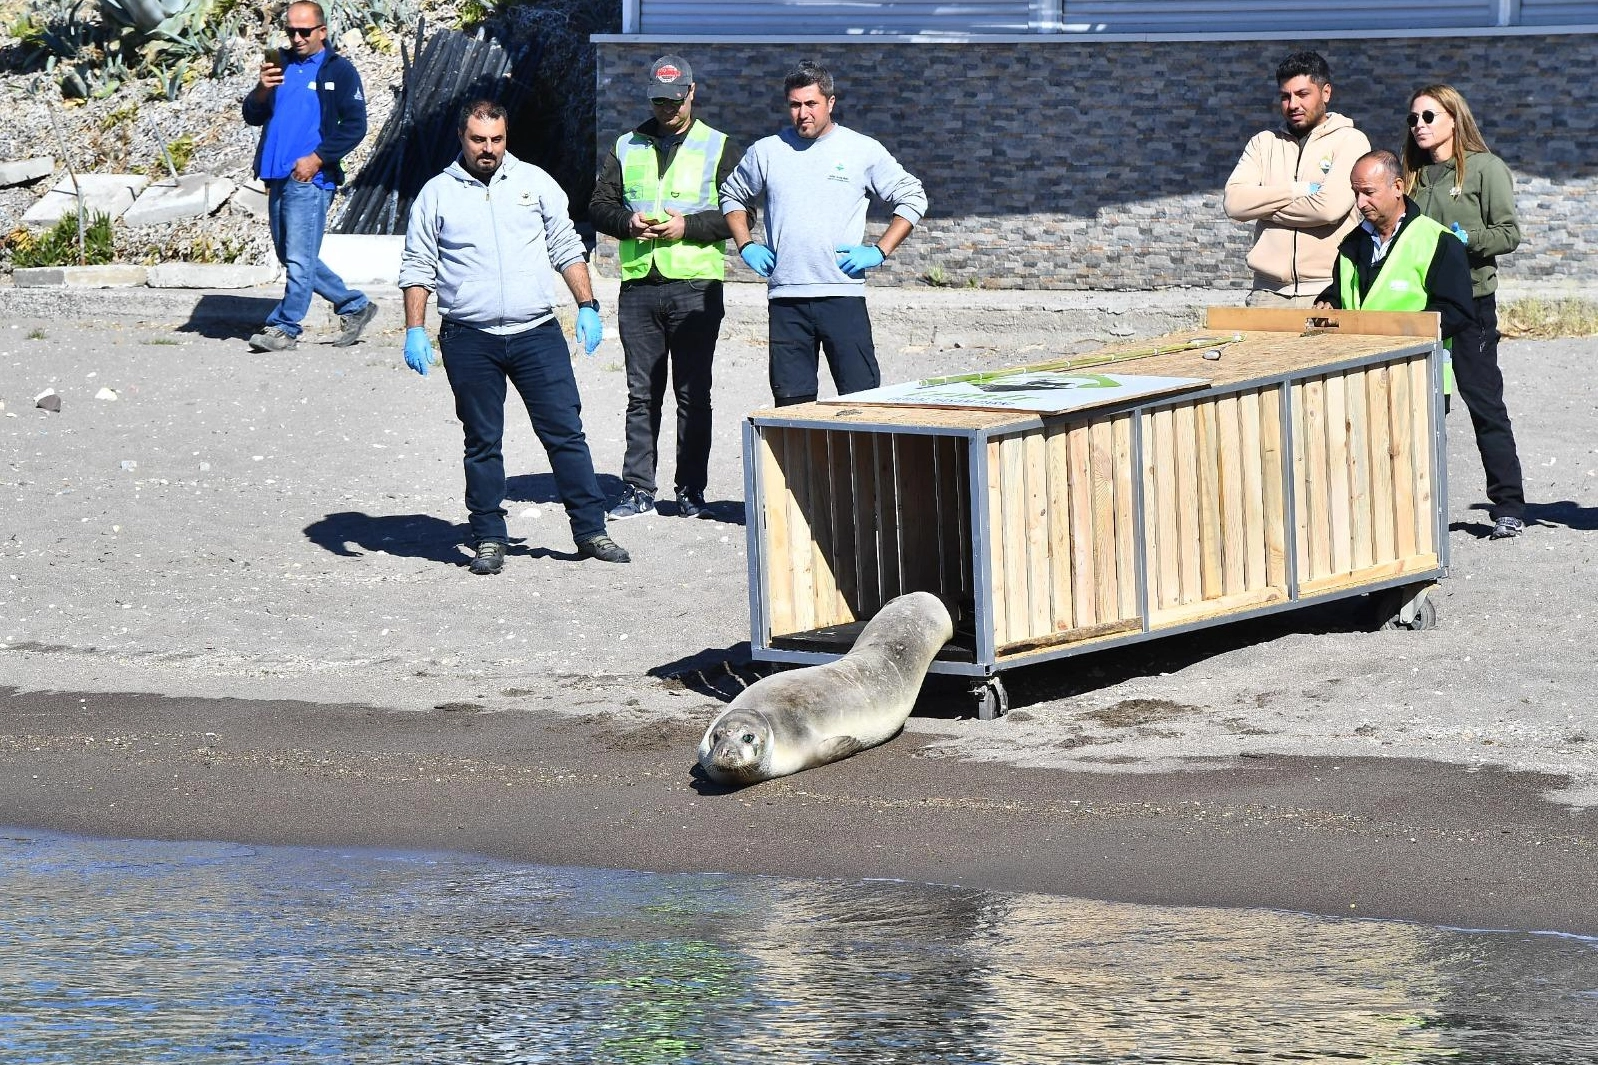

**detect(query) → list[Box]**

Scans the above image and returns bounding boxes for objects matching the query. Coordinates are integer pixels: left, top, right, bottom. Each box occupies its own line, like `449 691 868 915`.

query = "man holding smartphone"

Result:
242 0 375 353
588 55 746 521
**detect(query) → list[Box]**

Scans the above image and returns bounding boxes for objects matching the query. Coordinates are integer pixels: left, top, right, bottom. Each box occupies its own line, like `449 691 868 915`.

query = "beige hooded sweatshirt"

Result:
1224 112 1370 297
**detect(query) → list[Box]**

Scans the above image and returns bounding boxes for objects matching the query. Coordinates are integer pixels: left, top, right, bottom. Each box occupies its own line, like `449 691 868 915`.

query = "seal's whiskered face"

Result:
704 713 770 781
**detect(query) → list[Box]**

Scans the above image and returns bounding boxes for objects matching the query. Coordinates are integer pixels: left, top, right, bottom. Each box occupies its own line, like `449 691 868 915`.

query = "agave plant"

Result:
97 0 189 34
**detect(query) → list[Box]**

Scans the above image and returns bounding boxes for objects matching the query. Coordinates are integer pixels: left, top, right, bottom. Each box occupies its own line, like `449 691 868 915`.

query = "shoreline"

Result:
3 686 1594 935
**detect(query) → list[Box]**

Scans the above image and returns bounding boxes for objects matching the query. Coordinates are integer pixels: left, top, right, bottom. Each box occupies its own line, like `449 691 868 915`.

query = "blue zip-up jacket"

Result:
399 152 587 335
242 48 367 186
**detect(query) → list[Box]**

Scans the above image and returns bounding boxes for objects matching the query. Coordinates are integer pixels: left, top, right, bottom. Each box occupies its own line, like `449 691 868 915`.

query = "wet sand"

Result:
1 285 1594 934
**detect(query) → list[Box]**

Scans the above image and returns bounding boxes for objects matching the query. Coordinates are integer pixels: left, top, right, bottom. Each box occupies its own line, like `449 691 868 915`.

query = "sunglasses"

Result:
1407 109 1442 127
285 24 323 37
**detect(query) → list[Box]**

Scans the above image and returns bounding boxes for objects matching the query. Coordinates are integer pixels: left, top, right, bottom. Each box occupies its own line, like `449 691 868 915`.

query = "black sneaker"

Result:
247 326 297 352
468 540 506 575
606 484 655 521
675 486 712 519
1489 516 1525 540
577 533 630 564
332 302 379 347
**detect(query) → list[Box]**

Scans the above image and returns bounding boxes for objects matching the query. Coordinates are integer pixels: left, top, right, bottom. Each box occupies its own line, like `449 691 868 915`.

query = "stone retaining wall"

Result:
593 35 1596 291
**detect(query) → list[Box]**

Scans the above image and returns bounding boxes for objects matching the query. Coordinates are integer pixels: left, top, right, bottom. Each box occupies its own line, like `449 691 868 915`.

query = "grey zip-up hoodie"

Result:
399 151 586 334
720 124 927 299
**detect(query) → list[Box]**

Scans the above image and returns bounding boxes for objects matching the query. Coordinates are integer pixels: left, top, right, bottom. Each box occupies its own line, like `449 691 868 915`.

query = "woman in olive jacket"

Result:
1403 83 1526 540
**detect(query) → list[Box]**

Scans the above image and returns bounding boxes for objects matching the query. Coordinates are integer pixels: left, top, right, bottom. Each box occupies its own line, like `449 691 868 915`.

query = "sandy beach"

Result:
1 280 1594 934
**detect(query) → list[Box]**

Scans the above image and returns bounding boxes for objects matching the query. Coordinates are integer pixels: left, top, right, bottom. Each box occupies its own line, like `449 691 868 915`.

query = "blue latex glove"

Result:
576 305 602 355
739 242 775 278
403 326 433 376
1449 221 1469 245
835 243 885 279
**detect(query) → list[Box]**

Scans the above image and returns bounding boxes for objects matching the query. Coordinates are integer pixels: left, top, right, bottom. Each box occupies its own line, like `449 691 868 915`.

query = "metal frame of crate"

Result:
741 307 1450 716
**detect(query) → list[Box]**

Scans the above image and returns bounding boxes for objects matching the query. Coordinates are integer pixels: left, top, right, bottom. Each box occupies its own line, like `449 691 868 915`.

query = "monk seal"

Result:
697 591 953 787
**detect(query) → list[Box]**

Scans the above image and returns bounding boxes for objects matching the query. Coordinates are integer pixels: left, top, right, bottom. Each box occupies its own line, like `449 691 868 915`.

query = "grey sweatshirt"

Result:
399 152 585 334
720 124 927 299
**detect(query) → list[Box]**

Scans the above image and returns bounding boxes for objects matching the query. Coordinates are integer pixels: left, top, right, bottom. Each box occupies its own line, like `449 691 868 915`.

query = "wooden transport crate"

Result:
742 307 1449 706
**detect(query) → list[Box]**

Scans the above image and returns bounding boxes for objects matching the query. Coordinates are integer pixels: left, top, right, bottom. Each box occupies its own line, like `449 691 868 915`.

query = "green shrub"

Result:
8 212 117 268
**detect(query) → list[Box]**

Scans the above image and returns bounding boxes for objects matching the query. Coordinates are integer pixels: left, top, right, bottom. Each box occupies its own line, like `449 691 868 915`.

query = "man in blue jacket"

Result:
242 1 376 353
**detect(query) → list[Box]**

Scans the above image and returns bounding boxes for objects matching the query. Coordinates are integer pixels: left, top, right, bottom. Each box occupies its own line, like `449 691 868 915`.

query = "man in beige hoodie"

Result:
1225 51 1370 307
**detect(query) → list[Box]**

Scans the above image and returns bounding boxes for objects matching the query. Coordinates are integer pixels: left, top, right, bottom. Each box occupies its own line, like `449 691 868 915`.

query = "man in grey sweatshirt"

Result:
722 61 928 406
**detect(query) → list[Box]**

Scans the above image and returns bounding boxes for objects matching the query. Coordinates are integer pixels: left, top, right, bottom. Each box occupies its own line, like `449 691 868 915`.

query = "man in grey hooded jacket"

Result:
399 100 629 574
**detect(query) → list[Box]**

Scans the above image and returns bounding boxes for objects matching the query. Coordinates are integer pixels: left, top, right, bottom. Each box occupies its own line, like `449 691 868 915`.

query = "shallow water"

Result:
2 830 1596 1064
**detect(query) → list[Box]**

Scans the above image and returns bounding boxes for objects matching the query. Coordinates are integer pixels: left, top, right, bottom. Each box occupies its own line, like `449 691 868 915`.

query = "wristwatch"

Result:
578 299 600 312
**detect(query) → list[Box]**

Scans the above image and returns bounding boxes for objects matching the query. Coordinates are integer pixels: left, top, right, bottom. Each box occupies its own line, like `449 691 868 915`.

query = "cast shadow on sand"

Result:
1451 499 1598 538
301 511 580 565
506 473 746 525
656 593 1386 724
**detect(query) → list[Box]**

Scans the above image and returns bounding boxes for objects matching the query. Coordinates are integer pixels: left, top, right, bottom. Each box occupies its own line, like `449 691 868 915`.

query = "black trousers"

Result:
768 296 878 405
617 279 723 495
1451 293 1525 521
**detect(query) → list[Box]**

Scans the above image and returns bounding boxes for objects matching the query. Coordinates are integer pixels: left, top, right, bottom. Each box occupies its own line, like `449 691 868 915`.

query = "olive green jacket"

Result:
1409 150 1520 298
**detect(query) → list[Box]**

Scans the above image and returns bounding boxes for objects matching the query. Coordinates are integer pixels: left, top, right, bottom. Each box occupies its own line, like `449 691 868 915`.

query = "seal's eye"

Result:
741 732 756 744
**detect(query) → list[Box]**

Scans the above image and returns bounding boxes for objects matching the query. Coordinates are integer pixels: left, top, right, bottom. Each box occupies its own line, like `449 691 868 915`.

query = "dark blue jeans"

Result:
617 279 723 494
440 319 607 546
768 296 878 405
264 177 368 336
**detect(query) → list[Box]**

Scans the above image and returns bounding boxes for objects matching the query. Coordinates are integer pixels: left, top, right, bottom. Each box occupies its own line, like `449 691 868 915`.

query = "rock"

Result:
13 265 150 288
319 234 405 285
0 157 53 187
227 180 269 220
121 174 237 227
120 460 137 471
95 387 119 401
22 173 150 226
147 263 279 289
34 388 61 412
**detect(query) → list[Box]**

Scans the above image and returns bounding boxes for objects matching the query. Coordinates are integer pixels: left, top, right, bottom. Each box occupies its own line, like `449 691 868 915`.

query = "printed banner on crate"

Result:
823 371 1208 414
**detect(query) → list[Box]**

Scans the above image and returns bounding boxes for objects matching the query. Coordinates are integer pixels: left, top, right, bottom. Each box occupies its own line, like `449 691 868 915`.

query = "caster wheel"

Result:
973 678 1010 721
1380 586 1438 631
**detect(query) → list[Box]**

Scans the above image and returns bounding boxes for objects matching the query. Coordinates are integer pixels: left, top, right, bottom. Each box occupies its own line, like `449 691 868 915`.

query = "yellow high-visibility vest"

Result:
617 121 727 281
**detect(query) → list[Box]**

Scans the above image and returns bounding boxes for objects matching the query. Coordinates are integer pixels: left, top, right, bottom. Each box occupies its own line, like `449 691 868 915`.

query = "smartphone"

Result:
263 44 283 68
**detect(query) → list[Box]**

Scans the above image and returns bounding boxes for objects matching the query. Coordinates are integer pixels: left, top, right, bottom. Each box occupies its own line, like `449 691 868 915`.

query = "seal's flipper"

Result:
815 736 865 764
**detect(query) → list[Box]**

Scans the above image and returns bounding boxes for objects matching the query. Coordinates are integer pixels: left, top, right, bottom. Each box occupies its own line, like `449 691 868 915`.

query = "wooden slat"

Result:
1069 423 1096 626
850 433 881 615
1289 381 1309 583
1367 365 1396 564
1345 369 1374 571
806 431 837 625
1261 386 1287 591
934 436 963 601
1411 355 1435 556
1298 554 1440 598
1152 407 1179 610
955 439 973 594
1196 399 1223 600
997 616 1141 657
1023 430 1051 639
1150 585 1287 629
1206 306 1441 338
1216 393 1246 596
1113 414 1137 619
828 432 858 623
1239 388 1267 591
1090 418 1118 618
1388 359 1417 559
1046 424 1074 629
1173 402 1201 606
1302 376 1331 580
1325 371 1352 576
1001 434 1029 640
898 435 941 596
875 434 902 601
785 429 817 633
758 428 795 637
985 437 1006 647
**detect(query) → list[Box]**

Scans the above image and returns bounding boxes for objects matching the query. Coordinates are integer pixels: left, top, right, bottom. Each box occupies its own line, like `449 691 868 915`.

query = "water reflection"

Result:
2 830 1595 1063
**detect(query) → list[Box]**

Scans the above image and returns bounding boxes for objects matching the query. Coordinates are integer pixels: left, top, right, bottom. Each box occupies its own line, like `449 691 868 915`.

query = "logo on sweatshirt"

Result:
1319 156 1332 175
828 160 850 183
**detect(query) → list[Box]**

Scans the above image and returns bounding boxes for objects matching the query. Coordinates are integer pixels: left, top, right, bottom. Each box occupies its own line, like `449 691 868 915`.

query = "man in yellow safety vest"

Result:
1315 149 1474 336
590 55 747 521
